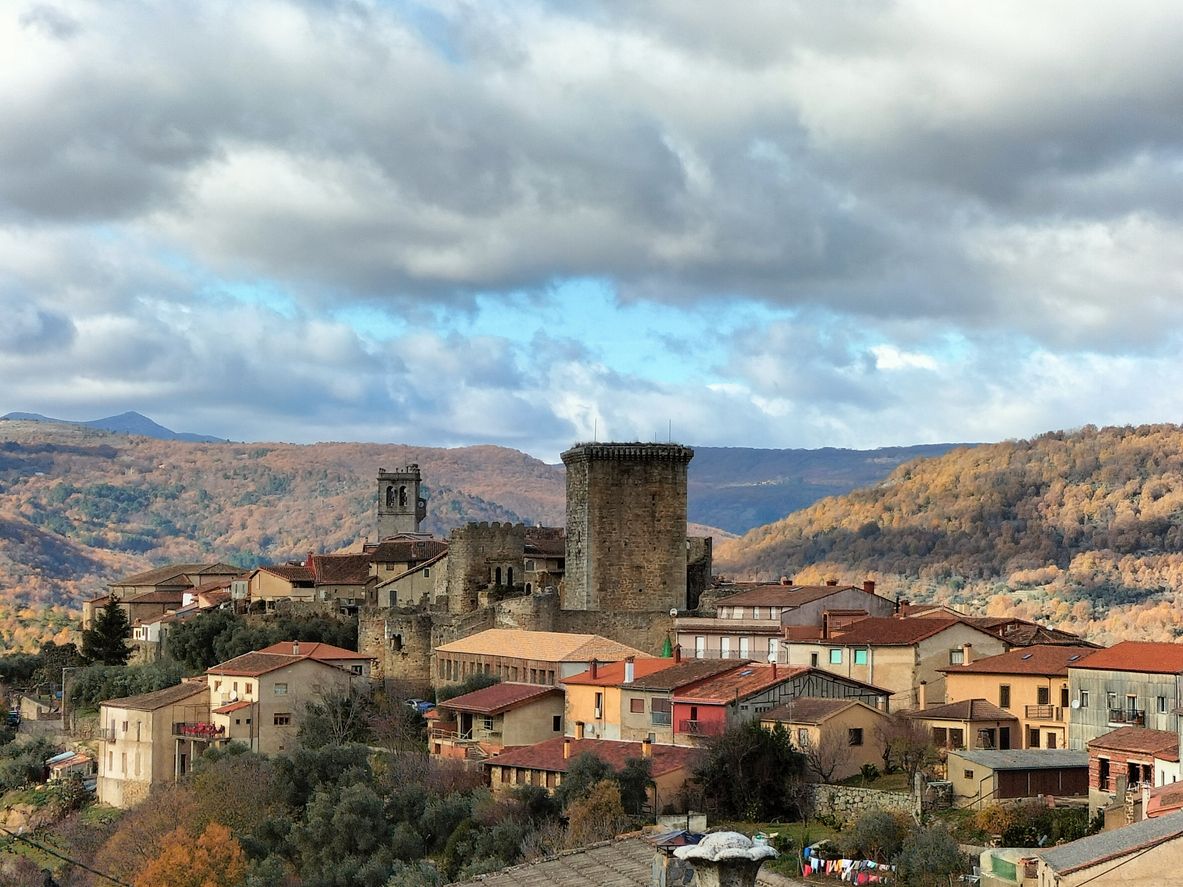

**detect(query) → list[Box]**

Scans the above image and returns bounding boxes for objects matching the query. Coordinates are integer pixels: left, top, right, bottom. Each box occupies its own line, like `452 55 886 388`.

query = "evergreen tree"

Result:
81 598 131 665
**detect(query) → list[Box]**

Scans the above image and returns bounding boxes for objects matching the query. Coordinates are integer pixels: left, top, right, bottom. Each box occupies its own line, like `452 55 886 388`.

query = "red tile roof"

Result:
259 564 314 583
1089 726 1180 761
485 737 700 777
760 698 873 725
828 616 966 646
904 699 1016 722
102 681 207 711
207 652 311 677
367 539 448 564
125 589 187 605
213 700 252 714
942 645 1097 677
1147 782 1183 818
716 584 870 608
256 641 373 661
614 659 750 692
309 554 373 586
562 659 677 687
438 682 562 715
674 664 808 704
1072 642 1183 675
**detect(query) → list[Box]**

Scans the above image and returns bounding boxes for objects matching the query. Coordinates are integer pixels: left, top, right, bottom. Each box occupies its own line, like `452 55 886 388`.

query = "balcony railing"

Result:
173 722 226 741
1108 708 1146 726
679 719 725 737
1025 704 1062 721
98 726 115 742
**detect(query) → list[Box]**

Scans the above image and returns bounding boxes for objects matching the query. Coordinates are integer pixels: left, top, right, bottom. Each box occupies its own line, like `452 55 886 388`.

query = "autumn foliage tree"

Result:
133 822 246 887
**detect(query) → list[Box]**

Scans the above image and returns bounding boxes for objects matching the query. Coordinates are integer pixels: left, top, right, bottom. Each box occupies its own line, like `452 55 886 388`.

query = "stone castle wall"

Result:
561 443 693 613
445 522 527 614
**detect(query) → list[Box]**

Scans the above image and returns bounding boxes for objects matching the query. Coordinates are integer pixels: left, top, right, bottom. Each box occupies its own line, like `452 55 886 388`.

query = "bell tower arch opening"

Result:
377 465 426 539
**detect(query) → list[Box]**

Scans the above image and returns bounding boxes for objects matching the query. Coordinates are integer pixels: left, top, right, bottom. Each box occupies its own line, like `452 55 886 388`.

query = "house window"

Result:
273 713 291 726
768 638 779 659
695 636 705 658
721 638 731 658
949 728 965 749
122 720 128 733
810 653 819 667
630 698 645 714
482 716 494 732
964 769 974 780
1159 696 1168 714
244 683 252 695
829 649 842 665
214 680 222 692
752 607 761 620
848 728 864 746
854 649 868 666
1080 690 1089 708
274 683 288 696
739 637 750 658
1028 728 1040 748
594 692 603 716
798 728 809 746
999 685 1011 708
1037 687 1050 705
652 698 672 726
552 715 562 732
933 727 948 747
950 648 964 665
423 568 430 577
1061 686 1070 708
351 665 363 675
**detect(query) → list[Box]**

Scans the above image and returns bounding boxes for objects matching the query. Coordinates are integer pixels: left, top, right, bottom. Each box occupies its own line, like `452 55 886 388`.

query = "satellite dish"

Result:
229 691 239 702
767 652 778 664
669 608 678 618
1070 699 1080 709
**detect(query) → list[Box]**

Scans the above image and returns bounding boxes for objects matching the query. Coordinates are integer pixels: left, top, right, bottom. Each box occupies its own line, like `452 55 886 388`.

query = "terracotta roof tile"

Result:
1072 642 1183 675
905 699 1017 722
561 659 675 688
112 562 238 587
309 554 372 586
485 737 700 777
436 630 647 662
439 682 563 715
102 681 207 711
213 700 252 714
258 564 314 583
716 584 868 608
125 589 187 605
367 539 448 564
207 652 304 677
942 645 1098 677
1088 726 1180 761
760 698 864 724
614 659 751 691
256 641 373 661
674 664 808 704
828 616 965 646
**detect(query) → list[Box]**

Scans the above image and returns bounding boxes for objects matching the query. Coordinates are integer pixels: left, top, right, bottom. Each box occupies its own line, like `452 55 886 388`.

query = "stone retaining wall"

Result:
805 783 920 825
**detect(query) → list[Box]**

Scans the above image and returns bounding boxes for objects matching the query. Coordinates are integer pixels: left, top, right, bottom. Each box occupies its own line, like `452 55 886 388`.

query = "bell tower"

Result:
377 465 427 538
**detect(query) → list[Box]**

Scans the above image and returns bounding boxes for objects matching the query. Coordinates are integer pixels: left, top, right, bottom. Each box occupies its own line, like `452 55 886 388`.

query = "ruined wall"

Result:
359 608 435 686
444 522 527 614
686 536 713 610
495 590 560 633
561 443 693 613
804 784 920 825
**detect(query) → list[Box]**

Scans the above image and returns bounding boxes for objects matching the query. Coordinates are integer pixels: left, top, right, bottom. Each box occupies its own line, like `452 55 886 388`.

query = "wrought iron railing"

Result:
679 719 725 736
173 722 226 740
1108 708 1146 726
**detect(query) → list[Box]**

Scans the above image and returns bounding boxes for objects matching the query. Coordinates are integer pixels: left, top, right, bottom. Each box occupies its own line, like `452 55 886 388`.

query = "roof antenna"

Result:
593 419 597 442
668 419 672 442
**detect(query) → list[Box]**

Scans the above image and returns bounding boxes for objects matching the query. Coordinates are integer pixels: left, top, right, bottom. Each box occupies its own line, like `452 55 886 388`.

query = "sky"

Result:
3 1 1183 462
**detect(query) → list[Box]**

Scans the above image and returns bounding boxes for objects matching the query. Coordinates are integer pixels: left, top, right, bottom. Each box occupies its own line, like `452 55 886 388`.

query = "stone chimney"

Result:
624 656 635 684
575 721 585 739
673 833 776 887
642 737 653 758
674 643 682 664
962 643 973 665
918 680 927 710
590 659 598 679
863 580 876 594
293 640 300 656
563 738 572 760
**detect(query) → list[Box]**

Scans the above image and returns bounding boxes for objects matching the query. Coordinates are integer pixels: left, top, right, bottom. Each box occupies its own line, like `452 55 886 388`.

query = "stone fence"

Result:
804 783 920 825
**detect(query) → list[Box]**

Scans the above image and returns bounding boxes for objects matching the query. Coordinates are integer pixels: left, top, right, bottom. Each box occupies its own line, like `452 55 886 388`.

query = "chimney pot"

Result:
641 738 652 759
575 721 585 740
589 659 598 679
962 643 973 665
863 580 876 594
293 641 300 655
625 656 635 684
674 643 682 664
563 739 572 759
918 680 928 711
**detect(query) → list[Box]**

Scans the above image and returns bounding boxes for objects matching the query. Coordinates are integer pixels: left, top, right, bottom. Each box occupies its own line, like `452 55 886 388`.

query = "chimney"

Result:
863 580 876 594
575 721 585 740
779 576 791 586
293 640 300 656
674 644 682 664
641 737 652 758
771 660 777 680
826 579 838 586
625 656 635 684
962 643 973 665
563 738 572 760
589 659 598 679
306 551 315 569
918 680 927 711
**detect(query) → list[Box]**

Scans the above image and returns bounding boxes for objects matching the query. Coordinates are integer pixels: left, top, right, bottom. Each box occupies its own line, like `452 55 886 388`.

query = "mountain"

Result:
687 444 963 534
715 423 1183 645
1 410 225 443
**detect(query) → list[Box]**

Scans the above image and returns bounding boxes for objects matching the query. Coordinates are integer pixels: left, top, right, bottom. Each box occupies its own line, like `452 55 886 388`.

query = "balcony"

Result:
98 726 115 742
679 719 725 737
1108 708 1146 727
173 722 226 741
1024 704 1062 721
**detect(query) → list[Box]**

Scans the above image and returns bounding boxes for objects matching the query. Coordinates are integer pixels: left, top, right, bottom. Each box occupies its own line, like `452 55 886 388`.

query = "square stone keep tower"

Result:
561 442 694 613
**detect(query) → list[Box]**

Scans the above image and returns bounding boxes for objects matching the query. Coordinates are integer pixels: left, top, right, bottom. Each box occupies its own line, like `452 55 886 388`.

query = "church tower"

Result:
377 465 427 538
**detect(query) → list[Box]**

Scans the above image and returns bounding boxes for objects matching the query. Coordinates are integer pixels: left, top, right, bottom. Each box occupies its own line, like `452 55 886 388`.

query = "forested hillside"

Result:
716 424 1183 644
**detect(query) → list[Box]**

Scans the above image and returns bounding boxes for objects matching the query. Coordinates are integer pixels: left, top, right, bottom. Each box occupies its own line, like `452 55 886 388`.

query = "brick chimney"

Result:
962 643 973 665
624 656 635 684
674 643 682 664
641 737 653 758
863 580 876 594
563 738 572 759
918 680 928 710
589 659 598 679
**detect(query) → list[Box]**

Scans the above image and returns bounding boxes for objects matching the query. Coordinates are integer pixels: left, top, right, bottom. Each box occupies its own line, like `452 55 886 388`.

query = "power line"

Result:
0 823 130 886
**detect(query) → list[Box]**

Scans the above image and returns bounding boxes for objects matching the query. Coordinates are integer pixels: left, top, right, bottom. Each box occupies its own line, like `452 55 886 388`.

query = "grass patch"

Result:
81 802 122 827
711 819 840 877
838 771 911 791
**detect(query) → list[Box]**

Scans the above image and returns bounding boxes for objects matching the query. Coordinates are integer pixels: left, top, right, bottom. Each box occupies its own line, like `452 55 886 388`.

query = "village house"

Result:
905 696 1019 751
562 656 686 742
306 553 376 614
675 579 895 660
943 645 1098 750
670 663 891 745
1034 809 1183 886
947 748 1088 806
759 698 893 782
433 629 648 690
430 682 565 760
371 551 447 608
131 579 234 659
484 736 699 812
784 616 1008 710
1068 643 1183 750
1087 726 1179 825
522 527 566 595
85 562 241 628
97 680 210 809
242 564 316 610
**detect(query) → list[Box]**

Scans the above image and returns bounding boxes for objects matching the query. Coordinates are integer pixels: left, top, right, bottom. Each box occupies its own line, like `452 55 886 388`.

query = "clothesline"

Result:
802 847 895 884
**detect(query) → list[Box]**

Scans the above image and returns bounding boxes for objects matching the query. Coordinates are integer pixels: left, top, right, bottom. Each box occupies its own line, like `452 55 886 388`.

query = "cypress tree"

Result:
81 598 132 665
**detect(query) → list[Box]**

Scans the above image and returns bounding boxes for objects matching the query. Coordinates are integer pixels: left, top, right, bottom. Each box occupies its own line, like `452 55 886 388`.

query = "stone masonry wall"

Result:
561 443 693 614
804 784 920 826
359 608 434 687
445 522 527 614
557 608 675 657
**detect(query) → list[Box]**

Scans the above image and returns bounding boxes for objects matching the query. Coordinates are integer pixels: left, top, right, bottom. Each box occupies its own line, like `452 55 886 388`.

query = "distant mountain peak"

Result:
1 410 224 443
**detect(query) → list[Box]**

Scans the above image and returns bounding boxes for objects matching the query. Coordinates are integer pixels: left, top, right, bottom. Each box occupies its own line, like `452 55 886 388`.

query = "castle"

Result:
359 442 712 685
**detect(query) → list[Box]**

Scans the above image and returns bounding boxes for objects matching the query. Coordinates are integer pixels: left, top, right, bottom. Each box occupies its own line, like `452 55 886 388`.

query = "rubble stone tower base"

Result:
560 442 693 613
